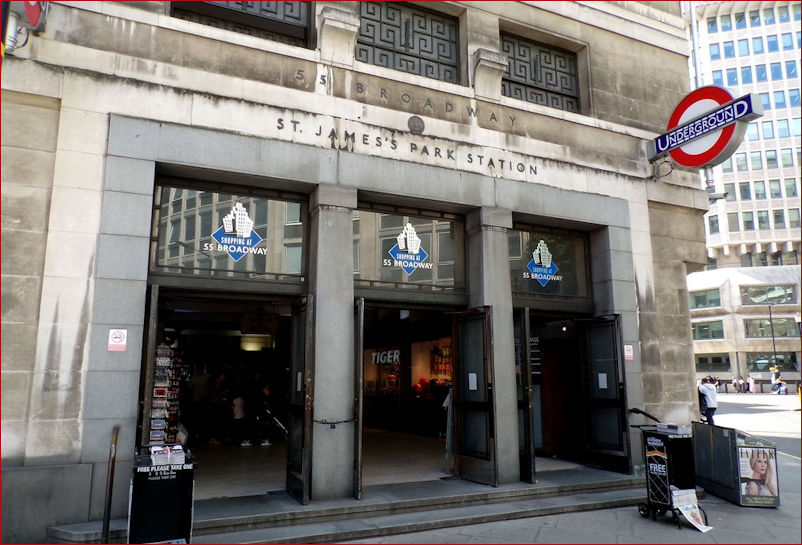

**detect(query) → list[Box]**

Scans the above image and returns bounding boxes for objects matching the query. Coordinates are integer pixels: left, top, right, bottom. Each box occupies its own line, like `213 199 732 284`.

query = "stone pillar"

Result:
308 185 357 499
466 207 518 483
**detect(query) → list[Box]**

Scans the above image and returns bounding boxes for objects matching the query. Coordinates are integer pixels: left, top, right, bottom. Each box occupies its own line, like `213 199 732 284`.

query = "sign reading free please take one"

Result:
649 86 762 168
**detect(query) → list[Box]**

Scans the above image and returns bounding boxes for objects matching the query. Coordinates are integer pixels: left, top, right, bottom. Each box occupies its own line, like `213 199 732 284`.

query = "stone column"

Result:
308 185 357 499
465 207 518 483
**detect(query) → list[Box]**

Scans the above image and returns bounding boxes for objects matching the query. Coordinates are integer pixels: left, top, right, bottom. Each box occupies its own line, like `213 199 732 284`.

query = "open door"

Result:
353 297 365 499
452 306 498 486
514 308 536 483
286 296 314 504
139 284 160 446
581 316 630 471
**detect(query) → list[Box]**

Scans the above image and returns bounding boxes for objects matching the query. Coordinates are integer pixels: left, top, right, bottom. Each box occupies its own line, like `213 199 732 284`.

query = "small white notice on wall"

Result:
624 344 634 361
468 373 478 391
108 329 127 352
598 373 608 390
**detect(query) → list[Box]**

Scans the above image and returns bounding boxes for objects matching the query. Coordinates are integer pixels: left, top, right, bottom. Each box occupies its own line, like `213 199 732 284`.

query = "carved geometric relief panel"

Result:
501 34 580 113
357 1 459 84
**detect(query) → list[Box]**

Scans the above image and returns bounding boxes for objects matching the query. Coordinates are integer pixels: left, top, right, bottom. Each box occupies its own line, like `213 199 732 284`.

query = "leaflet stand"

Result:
128 446 194 544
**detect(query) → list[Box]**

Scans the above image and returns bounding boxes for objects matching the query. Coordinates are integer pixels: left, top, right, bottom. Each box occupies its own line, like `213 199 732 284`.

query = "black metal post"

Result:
768 304 778 371
102 425 121 544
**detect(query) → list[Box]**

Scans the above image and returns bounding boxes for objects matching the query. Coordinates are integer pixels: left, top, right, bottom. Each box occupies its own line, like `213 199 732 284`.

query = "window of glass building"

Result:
769 180 783 199
747 352 798 373
707 257 718 270
353 208 463 289
777 119 790 138
789 208 801 227
712 70 724 86
746 122 759 141
765 150 778 169
754 181 766 199
774 91 787 109
741 253 753 267
793 118 802 137
720 14 733 31
151 184 306 281
778 5 790 23
762 121 774 139
723 183 735 201
794 4 802 21
773 209 786 228
508 227 589 299
501 34 580 113
741 66 754 85
783 250 799 264
738 38 749 56
728 212 740 231
785 178 798 197
770 62 783 80
760 92 771 110
781 148 794 167
692 321 724 340
767 35 779 52
735 152 748 171
771 251 783 266
696 354 730 373
740 181 752 200
742 211 755 230
709 43 720 60
690 288 721 309
782 33 794 50
769 179 782 198
734 11 746 29
790 89 801 107
749 10 761 26
752 36 764 53
741 285 796 305
763 8 776 25
756 64 768 82
786 60 798 79
723 41 735 58
171 1 313 47
708 214 720 235
707 16 718 33
726 68 738 86
722 159 733 174
356 2 459 84
756 251 768 266
749 152 762 170
757 210 770 230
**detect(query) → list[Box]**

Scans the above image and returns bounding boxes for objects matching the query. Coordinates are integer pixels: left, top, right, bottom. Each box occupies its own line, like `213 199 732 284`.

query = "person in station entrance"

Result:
698 377 718 425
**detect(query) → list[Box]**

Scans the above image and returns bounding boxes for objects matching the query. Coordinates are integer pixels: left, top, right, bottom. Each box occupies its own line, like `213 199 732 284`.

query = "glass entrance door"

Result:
452 306 497 486
286 296 313 504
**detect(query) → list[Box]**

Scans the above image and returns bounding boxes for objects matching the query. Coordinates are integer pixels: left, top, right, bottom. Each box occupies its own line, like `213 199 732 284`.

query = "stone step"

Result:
191 486 644 544
48 469 645 543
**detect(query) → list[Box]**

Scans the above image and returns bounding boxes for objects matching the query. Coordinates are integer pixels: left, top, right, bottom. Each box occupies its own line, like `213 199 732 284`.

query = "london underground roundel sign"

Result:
649 86 762 168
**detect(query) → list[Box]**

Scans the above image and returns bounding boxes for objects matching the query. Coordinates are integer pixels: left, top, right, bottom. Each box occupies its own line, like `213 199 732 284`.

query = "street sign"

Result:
650 86 762 168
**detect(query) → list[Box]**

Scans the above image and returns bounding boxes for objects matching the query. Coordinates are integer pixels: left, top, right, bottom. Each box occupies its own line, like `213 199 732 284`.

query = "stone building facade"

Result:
1 1 707 542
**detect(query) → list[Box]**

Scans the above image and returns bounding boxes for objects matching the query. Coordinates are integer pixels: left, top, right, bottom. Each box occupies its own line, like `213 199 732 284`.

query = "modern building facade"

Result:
2 1 706 542
685 1 801 385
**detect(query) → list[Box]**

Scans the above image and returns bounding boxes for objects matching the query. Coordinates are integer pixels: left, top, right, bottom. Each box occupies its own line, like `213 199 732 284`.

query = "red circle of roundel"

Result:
667 86 735 168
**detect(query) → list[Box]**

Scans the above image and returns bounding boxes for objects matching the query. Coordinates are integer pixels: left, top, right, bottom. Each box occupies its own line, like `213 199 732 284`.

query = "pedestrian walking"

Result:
698 377 718 426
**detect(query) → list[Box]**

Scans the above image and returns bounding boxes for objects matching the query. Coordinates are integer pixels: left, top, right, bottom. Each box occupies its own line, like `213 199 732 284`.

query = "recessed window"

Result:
754 181 766 199
773 209 786 228
696 354 730 373
690 289 721 309
785 178 798 197
740 285 796 305
747 352 797 372
501 34 580 113
708 214 720 235
692 321 724 340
